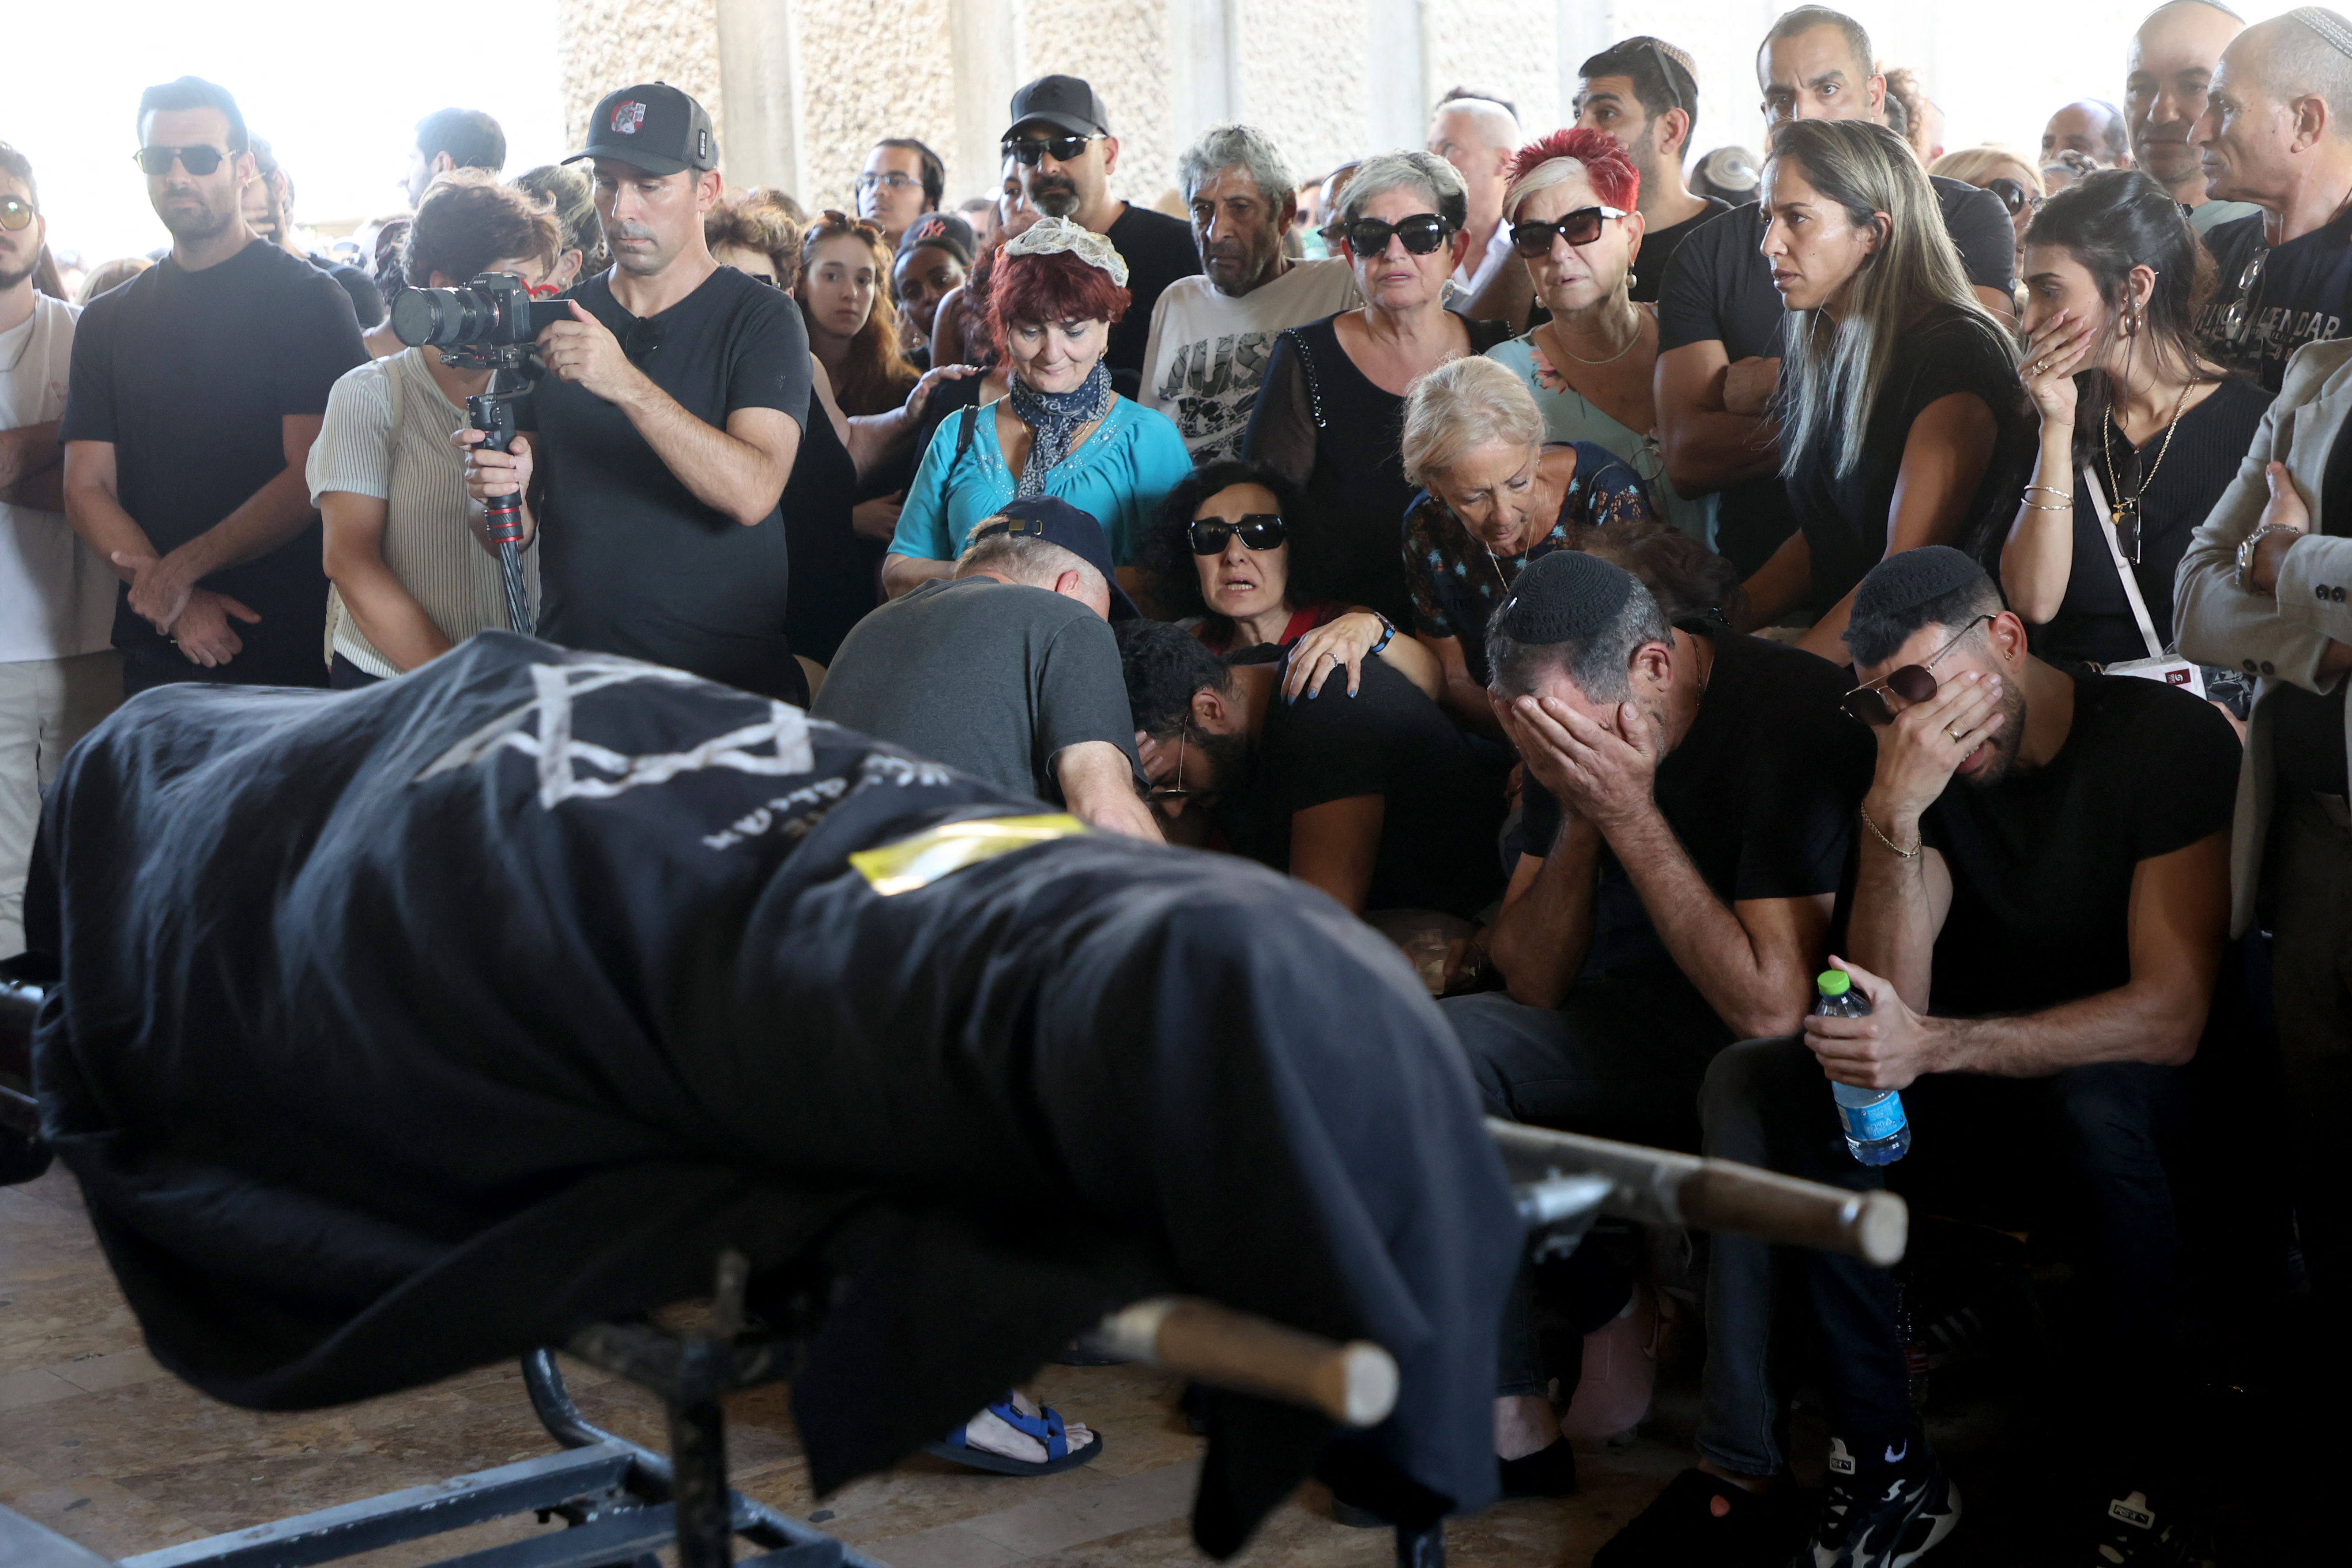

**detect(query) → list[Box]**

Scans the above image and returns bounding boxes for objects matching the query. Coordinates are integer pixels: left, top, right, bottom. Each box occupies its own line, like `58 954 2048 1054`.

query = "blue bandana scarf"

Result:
1006 360 1114 498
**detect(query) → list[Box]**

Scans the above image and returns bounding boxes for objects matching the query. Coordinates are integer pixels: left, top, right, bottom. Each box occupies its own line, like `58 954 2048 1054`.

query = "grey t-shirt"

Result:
810 577 1141 802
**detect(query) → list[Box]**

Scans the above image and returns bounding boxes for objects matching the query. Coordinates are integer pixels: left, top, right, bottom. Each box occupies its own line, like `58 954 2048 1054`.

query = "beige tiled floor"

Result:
0 1165 1687 1567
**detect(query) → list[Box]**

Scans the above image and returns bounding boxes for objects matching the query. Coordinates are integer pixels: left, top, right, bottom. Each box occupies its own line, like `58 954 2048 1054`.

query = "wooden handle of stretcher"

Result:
1084 1297 1399 1428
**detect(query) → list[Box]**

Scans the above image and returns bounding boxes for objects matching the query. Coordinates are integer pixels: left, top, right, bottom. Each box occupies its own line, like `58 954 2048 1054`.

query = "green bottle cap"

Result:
1816 970 1851 997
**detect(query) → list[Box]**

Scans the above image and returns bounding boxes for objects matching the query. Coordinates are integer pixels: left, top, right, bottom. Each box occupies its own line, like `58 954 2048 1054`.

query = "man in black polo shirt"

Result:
1602 549 2237 1567
1654 7 2016 577
2191 10 2352 388
62 75 365 694
1003 75 1199 400
1440 551 1871 1490
460 83 811 701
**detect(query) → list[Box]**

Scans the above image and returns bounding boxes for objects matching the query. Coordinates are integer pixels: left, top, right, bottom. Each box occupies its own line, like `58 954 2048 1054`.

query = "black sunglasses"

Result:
1985 177 2043 219
1344 213 1453 257
1511 206 1630 256
1003 133 1099 166
0 196 33 232
1839 616 1994 726
1189 515 1287 554
1637 38 1690 116
134 144 231 177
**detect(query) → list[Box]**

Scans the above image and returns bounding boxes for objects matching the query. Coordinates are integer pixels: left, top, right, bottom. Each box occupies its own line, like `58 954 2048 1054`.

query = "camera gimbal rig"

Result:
443 342 535 638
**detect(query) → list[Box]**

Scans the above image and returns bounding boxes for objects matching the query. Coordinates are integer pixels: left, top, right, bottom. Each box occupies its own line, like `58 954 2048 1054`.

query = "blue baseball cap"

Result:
967 496 1139 619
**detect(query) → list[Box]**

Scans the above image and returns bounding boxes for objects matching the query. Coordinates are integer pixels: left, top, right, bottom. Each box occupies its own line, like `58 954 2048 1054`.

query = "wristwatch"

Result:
2238 522 2303 594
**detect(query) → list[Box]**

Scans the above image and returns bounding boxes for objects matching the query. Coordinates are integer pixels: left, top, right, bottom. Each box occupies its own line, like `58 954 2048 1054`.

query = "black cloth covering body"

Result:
26 633 1520 1555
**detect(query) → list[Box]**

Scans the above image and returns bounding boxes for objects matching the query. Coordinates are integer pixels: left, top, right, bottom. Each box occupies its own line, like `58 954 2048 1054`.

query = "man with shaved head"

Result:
2194 6 2352 385
1426 89 1522 302
2041 98 2132 167
2128 0 2264 233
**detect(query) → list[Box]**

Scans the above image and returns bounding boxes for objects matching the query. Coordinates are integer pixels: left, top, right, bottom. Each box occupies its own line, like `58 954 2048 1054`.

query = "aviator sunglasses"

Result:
1839 615 1994 726
1511 206 1630 256
1189 514 1287 554
1344 213 1454 256
1002 133 1101 166
134 144 233 176
0 196 34 232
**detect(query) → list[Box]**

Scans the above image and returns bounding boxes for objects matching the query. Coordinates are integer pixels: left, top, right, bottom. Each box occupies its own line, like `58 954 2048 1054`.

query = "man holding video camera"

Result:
460 83 811 701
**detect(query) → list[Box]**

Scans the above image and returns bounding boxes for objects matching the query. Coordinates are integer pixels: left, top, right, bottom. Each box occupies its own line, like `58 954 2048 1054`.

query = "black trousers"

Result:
1695 1035 2187 1474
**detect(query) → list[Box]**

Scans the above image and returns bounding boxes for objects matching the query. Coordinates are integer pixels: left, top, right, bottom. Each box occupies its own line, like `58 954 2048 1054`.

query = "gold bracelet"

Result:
1859 803 1921 860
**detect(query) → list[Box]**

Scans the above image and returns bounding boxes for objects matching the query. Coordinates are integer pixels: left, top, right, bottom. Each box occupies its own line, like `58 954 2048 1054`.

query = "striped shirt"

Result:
307 349 537 678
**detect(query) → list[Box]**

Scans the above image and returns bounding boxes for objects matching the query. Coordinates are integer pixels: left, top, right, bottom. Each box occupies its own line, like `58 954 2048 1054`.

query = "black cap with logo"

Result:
1003 75 1112 140
968 497 1138 619
567 83 718 177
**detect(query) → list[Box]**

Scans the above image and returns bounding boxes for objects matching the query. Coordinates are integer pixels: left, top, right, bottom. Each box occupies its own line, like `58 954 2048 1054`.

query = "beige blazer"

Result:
2176 337 2352 934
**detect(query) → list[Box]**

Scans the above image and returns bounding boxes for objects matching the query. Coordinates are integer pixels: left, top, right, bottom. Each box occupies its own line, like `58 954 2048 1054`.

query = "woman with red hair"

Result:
882 217 1191 597
1484 127 1716 546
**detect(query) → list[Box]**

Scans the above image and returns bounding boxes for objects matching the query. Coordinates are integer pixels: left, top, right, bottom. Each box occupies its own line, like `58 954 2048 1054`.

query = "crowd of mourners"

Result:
3 2 2348 1562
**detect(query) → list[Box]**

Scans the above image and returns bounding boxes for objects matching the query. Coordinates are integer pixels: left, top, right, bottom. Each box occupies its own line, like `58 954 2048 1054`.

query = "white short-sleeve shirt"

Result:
0 293 113 663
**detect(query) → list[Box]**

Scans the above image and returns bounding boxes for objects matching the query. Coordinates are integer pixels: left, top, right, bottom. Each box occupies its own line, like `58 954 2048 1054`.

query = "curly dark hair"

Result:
1567 514 1747 628
1137 459 1329 624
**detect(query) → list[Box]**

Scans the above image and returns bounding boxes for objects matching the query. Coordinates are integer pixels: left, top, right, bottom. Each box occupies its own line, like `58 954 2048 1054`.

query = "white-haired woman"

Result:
1485 126 1716 547
1752 119 2028 660
1400 357 1654 732
1243 150 1515 628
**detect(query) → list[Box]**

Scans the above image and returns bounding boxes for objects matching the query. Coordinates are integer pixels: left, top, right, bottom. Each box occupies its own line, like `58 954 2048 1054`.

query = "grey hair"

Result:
1179 124 1297 210
1484 578 1673 703
1334 150 1469 233
1768 119 2014 480
957 531 1105 596
1400 357 1543 485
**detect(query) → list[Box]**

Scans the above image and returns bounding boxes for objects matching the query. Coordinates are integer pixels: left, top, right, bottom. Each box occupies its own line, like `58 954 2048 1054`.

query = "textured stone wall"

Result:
794 0 960 213
556 0 726 155
1232 0 1376 186
1424 0 1561 138
1018 0 1183 205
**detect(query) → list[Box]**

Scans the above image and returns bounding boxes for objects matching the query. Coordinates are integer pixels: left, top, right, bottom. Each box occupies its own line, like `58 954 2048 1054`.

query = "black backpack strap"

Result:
950 401 981 475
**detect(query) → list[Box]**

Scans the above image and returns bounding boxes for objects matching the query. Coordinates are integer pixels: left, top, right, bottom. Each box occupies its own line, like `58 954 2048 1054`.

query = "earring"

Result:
1627 270 1638 287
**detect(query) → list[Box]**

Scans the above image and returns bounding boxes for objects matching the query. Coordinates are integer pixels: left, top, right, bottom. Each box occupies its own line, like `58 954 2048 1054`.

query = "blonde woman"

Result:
1750 119 2027 660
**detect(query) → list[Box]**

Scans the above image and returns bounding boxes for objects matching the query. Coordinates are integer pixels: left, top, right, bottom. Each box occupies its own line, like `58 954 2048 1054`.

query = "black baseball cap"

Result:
567 83 717 177
1005 75 1112 140
968 496 1139 618
897 211 976 267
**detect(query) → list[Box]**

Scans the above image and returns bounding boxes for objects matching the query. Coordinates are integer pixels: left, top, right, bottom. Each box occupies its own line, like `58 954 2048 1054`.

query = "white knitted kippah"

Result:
2290 6 2352 59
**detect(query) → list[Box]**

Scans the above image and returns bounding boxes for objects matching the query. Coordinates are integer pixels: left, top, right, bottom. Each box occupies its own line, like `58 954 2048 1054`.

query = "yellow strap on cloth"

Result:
848 814 1090 895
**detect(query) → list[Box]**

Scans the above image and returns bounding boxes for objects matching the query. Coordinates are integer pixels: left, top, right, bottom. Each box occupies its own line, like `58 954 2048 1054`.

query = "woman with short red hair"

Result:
1484 126 1715 545
882 217 1191 598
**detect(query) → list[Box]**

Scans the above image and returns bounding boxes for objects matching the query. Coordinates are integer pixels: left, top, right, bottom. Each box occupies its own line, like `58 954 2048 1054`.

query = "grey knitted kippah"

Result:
1851 547 1990 622
2291 6 2352 58
1496 550 1636 643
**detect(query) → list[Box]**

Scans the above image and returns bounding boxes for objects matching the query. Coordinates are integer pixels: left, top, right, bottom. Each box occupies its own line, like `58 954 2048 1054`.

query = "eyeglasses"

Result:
134 144 231 177
1985 177 2044 219
818 209 883 238
1003 134 1100 166
1839 615 1995 726
1510 207 1630 256
2219 252 2265 342
1343 213 1454 256
1147 729 1192 803
856 170 922 193
1189 514 1287 554
0 196 33 232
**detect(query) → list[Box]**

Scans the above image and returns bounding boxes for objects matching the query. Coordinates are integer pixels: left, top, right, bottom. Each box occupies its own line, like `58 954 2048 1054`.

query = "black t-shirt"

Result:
1627 197 1732 306
2034 378 2270 667
1514 628 1874 984
532 267 814 699
2196 209 2352 392
1784 303 2024 617
59 239 366 680
779 399 877 666
1105 204 1202 400
809 576 1141 801
1920 673 2238 1016
2269 414 2352 794
1657 177 2017 575
1217 645 1506 920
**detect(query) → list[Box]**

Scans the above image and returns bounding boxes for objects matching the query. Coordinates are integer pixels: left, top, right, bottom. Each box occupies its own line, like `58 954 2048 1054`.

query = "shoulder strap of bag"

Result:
950 401 981 475
2079 465 2167 660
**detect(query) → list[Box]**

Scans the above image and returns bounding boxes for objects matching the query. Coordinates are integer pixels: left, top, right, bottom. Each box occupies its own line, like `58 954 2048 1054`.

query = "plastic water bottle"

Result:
1816 970 1911 1165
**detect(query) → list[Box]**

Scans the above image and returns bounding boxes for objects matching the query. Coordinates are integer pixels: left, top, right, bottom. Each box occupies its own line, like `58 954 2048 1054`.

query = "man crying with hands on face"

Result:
1609 547 2238 1567
460 83 812 701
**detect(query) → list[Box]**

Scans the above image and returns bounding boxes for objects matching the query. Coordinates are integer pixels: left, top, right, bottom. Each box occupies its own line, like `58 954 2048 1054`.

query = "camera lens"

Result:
389 285 498 348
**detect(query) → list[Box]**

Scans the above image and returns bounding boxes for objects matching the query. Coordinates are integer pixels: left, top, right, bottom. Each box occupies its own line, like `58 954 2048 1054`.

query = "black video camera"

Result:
389 271 569 352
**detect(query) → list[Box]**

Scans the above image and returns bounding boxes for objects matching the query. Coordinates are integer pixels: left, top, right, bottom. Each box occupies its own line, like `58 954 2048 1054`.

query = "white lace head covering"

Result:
1000 215 1131 287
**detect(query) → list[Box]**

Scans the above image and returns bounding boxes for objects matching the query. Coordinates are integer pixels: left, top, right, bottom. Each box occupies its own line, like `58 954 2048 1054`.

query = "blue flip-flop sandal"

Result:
921 1395 1104 1476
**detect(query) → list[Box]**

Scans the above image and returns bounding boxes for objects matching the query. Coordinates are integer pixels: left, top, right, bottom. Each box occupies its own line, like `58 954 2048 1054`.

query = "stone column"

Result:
714 0 805 196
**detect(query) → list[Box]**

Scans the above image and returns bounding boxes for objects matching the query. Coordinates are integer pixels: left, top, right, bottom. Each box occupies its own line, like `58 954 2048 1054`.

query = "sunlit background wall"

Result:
2 0 2319 274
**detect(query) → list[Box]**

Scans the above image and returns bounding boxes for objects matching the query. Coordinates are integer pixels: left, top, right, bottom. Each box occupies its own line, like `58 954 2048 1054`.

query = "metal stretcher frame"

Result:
0 977 1904 1568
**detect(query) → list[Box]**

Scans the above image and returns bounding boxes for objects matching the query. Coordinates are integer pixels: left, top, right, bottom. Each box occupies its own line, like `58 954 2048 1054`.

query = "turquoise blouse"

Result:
889 395 1195 566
